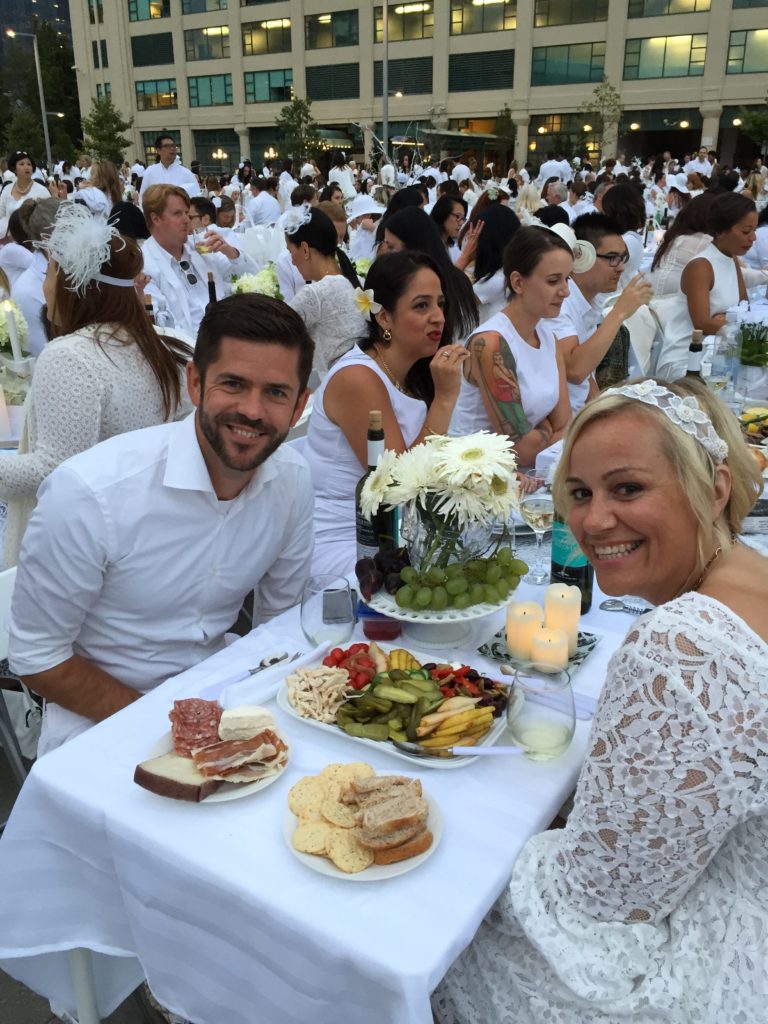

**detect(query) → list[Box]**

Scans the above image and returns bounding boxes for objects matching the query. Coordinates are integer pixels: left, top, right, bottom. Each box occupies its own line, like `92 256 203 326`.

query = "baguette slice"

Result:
356 793 427 837
134 752 224 802
354 818 426 851
372 828 433 866
341 777 421 807
349 775 421 797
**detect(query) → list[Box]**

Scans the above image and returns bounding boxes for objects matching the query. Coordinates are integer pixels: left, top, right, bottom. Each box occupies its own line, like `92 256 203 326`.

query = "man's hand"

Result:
614 273 653 321
203 231 239 260
23 655 141 725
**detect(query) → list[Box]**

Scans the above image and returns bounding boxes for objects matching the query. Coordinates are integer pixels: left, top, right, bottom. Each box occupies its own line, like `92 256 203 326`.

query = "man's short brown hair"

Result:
142 184 190 231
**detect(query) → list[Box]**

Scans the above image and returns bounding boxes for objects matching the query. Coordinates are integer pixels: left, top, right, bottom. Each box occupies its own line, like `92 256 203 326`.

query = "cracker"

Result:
320 784 359 828
327 828 374 874
287 775 327 816
298 806 326 825
292 822 334 856
320 762 375 787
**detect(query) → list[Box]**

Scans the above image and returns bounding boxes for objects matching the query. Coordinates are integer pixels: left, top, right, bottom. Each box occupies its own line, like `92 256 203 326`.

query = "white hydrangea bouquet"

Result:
0 301 29 358
232 263 283 301
361 431 520 573
352 256 373 280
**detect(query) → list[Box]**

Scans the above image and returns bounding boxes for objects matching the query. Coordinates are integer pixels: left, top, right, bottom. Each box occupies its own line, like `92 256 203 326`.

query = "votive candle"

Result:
531 628 569 671
2 301 23 363
544 583 581 657
506 602 543 661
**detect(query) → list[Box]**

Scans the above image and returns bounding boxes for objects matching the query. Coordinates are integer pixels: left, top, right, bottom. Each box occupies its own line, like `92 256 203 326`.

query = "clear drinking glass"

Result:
519 470 554 585
300 575 356 647
506 663 575 761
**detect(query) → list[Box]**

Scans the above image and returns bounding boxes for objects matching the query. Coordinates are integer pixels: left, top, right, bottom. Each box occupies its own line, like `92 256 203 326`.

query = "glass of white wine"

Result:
519 470 554 584
300 575 356 647
506 663 575 761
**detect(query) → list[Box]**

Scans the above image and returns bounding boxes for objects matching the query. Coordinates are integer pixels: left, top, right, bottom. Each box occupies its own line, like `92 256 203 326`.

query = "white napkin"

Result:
218 644 329 709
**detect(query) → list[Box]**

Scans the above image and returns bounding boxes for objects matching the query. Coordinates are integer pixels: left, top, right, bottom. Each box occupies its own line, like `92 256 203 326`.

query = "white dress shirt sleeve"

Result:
8 465 111 678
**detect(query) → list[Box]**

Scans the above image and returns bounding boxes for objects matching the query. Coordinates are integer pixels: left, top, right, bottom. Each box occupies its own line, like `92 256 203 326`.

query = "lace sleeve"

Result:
288 283 320 325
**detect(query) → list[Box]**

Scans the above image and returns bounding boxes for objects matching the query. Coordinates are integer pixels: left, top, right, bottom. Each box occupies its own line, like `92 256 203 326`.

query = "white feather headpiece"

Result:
278 203 313 236
41 202 127 295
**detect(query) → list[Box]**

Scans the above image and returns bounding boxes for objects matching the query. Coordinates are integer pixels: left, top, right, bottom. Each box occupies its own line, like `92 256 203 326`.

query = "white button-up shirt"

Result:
139 160 201 200
547 281 604 413
9 413 313 752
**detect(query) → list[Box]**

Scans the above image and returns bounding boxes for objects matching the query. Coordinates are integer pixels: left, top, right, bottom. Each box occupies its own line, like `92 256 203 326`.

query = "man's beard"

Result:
198 406 288 473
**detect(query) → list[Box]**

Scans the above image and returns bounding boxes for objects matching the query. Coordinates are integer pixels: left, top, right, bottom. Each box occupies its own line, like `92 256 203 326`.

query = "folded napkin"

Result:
218 645 328 709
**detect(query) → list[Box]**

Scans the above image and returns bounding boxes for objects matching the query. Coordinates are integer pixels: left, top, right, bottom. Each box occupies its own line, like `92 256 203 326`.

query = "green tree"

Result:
6 105 44 156
494 103 515 166
578 78 623 157
275 96 321 161
739 96 768 156
81 96 134 164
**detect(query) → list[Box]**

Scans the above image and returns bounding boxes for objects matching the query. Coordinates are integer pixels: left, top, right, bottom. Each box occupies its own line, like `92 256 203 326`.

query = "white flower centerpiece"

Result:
361 432 522 622
232 263 283 300
0 301 32 405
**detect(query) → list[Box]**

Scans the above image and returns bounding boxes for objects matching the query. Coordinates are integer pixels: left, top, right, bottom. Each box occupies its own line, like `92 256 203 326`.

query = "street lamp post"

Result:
381 1 389 159
5 28 52 173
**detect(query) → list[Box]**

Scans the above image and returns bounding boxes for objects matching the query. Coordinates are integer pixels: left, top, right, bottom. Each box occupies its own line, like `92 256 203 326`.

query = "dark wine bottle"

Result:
686 329 704 378
355 410 397 560
144 295 155 325
550 510 593 614
206 271 217 311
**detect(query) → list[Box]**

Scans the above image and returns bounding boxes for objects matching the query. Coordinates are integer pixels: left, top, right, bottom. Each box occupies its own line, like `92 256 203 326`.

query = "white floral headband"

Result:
603 380 729 463
278 203 313 236
546 222 596 274
353 287 382 320
41 202 128 295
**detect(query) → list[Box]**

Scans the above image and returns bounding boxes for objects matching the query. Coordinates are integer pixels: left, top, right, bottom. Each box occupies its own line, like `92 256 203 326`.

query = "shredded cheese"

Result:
286 666 351 723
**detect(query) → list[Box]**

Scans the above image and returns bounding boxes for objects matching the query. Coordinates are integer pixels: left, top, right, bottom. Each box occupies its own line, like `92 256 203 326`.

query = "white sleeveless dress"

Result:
450 310 560 438
304 346 426 576
655 243 739 382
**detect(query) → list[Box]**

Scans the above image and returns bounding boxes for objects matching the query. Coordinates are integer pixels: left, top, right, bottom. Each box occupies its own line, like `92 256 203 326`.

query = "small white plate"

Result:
141 731 290 803
283 794 442 881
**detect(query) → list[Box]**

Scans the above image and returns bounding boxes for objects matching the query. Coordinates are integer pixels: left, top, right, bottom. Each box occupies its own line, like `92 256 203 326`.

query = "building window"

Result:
448 50 514 91
143 129 182 163
182 0 227 11
374 4 433 42
91 39 108 67
96 82 111 99
732 0 768 7
628 0 709 13
306 63 359 100
184 26 230 60
131 32 174 65
531 41 605 84
534 0 608 25
624 34 706 78
136 78 178 109
450 0 516 34
188 73 233 105
244 67 293 102
241 18 291 54
241 0 281 4
305 10 358 49
88 0 104 24
128 0 170 20
374 56 433 94
727 29 768 73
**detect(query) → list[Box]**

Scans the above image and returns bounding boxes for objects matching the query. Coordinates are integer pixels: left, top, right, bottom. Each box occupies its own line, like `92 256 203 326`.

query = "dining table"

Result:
0 577 637 1024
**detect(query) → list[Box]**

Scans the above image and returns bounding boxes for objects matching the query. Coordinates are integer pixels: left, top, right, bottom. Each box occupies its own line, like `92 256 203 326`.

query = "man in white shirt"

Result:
451 159 472 184
538 154 563 183
139 134 201 200
9 293 314 755
141 184 256 336
548 212 652 413
245 176 281 226
545 181 568 206
557 155 572 182
684 146 712 178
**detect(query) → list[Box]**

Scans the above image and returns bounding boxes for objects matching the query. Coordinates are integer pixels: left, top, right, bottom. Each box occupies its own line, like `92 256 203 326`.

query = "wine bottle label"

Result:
356 509 378 559
687 349 703 373
551 520 588 568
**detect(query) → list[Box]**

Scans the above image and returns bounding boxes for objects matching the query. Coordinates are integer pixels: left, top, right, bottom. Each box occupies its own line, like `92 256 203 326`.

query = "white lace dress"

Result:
433 592 768 1024
288 274 367 375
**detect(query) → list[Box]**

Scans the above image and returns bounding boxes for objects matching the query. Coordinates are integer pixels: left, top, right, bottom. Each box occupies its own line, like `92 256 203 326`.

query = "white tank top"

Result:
450 310 560 436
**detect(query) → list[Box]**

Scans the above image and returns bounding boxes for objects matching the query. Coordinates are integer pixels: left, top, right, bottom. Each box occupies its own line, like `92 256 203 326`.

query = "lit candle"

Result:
544 583 581 657
506 602 543 662
531 628 569 671
2 301 23 363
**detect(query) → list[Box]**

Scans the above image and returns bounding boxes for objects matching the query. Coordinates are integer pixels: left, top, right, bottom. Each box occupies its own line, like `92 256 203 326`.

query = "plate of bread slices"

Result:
285 762 441 879
134 699 290 802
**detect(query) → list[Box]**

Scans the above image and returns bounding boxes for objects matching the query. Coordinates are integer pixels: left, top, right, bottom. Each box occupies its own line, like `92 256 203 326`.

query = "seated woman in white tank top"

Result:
304 251 469 576
655 193 758 381
450 225 574 469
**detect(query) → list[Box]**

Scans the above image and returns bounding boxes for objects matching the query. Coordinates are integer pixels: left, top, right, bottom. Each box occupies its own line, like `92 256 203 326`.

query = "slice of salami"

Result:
169 698 223 757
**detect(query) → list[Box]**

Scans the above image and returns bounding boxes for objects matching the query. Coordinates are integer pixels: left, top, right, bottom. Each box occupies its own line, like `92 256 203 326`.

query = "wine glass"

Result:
300 575 356 647
506 663 575 761
519 470 554 585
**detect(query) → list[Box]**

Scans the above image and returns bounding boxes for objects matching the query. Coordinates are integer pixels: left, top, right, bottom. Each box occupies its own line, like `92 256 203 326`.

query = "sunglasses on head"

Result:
178 259 198 285
595 252 630 268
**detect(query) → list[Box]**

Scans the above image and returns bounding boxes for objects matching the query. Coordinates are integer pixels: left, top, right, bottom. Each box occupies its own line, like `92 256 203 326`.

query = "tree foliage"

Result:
494 103 515 165
6 105 44 155
81 96 134 164
578 78 623 131
275 97 321 161
739 97 768 153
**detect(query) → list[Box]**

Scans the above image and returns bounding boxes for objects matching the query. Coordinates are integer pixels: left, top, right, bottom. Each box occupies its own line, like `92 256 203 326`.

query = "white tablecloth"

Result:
0 584 631 1024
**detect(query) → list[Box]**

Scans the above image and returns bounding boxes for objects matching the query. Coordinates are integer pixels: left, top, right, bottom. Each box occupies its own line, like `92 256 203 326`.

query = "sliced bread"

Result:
134 752 224 802
353 818 426 851
372 828 433 866
356 793 428 837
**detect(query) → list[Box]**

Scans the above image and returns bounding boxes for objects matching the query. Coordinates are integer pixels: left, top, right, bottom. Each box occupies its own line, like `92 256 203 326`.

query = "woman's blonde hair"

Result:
516 183 545 216
552 377 763 577
90 160 122 205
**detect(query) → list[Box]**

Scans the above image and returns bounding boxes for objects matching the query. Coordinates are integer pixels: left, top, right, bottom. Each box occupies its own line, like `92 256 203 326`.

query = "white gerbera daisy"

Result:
359 448 397 519
432 431 516 488
387 442 439 507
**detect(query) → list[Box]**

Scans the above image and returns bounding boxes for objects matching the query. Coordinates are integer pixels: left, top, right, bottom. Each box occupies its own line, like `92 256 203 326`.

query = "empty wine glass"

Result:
300 575 356 647
506 663 575 761
519 470 554 585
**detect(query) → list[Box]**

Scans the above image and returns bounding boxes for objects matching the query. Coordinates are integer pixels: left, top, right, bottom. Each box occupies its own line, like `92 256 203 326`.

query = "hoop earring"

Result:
382 329 392 343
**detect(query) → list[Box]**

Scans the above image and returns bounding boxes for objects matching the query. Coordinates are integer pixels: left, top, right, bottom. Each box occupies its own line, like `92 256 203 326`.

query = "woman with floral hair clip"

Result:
433 377 767 1024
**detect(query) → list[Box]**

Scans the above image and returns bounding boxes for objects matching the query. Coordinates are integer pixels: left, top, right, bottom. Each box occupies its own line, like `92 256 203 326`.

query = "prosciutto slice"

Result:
191 729 289 779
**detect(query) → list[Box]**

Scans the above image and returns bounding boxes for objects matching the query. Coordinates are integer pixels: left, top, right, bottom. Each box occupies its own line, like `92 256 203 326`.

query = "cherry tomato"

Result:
353 672 369 689
440 686 456 698
322 656 335 668
349 643 368 655
358 656 375 669
330 647 345 662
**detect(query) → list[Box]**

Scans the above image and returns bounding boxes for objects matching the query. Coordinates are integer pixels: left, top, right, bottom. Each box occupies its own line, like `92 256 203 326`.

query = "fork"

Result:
599 598 652 614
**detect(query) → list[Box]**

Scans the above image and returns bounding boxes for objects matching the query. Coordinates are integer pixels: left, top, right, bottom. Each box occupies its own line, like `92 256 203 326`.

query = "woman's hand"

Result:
455 220 484 272
429 344 469 403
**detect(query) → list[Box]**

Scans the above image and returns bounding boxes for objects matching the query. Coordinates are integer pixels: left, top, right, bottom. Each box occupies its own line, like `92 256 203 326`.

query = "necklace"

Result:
14 180 33 196
691 546 722 593
374 347 409 395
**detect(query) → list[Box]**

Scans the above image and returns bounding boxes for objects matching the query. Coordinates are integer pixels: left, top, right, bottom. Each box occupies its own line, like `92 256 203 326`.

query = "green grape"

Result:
445 576 468 596
509 558 529 576
452 592 472 610
469 582 485 605
395 585 415 608
507 575 521 594
444 563 464 579
495 578 511 599
400 566 418 584
465 559 485 578
483 583 501 604
486 563 502 584
426 566 447 585
431 585 449 610
497 547 513 566
415 586 433 608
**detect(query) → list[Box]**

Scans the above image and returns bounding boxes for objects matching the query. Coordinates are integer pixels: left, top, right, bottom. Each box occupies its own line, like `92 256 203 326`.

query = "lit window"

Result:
135 78 178 110
450 0 516 35
624 34 707 78
241 18 291 54
305 10 358 49
184 26 230 60
374 3 434 42
727 29 768 73
531 41 605 85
